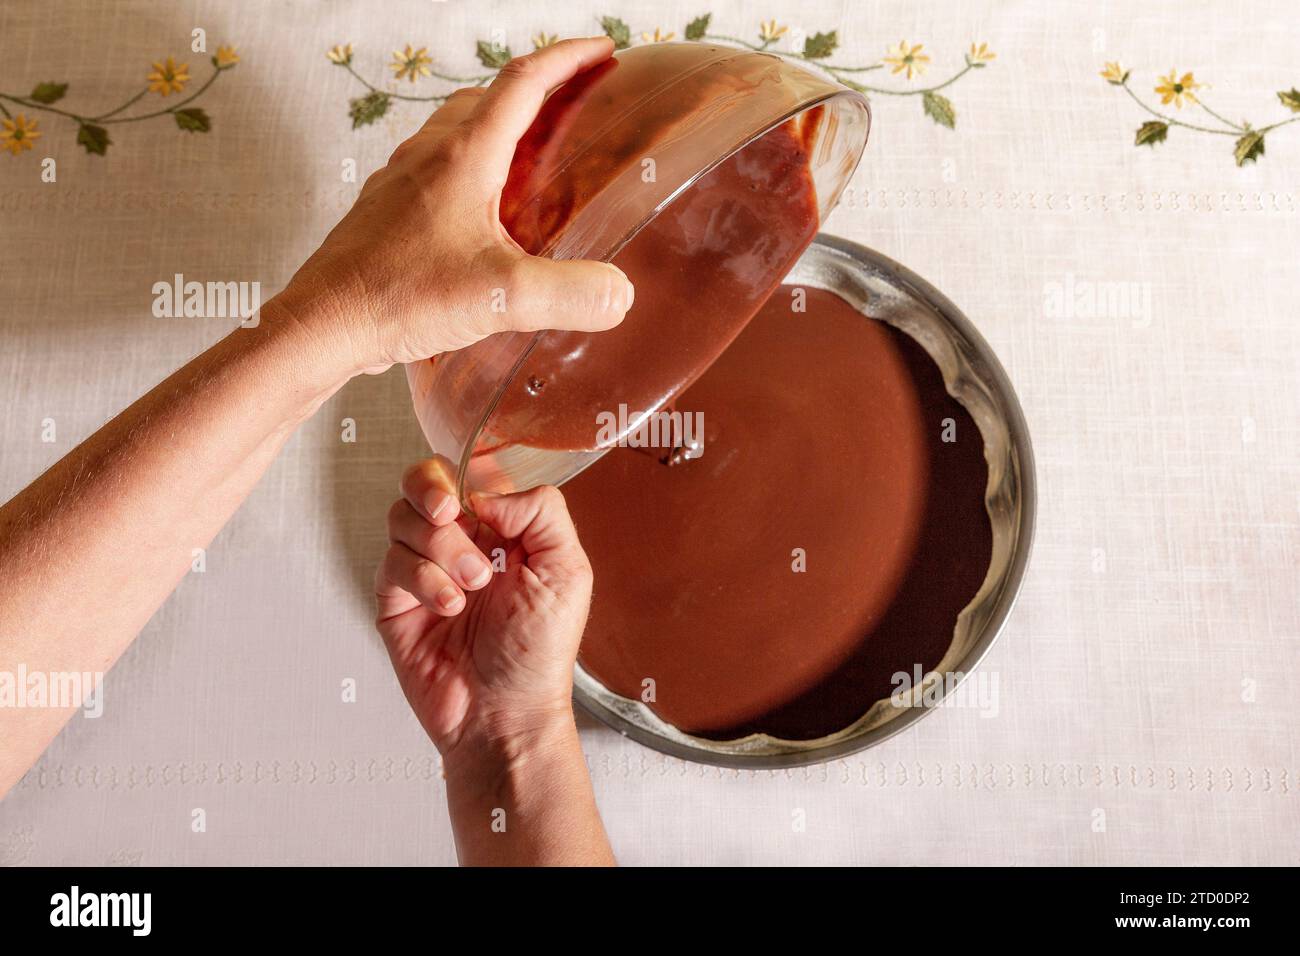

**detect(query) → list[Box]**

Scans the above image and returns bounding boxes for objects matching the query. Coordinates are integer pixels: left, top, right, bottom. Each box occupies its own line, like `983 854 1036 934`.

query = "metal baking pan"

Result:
572 234 1037 768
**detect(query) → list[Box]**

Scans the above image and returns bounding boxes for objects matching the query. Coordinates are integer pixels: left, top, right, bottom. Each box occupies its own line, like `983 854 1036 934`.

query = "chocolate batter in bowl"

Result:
406 43 870 500
569 237 1036 767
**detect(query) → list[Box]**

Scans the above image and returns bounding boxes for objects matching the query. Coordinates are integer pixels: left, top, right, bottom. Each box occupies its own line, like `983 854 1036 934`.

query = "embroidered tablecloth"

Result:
1 0 1297 865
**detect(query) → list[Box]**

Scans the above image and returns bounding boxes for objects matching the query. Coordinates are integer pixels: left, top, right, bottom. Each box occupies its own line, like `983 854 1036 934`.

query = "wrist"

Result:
441 704 580 796
202 293 359 431
253 290 366 393
440 703 613 866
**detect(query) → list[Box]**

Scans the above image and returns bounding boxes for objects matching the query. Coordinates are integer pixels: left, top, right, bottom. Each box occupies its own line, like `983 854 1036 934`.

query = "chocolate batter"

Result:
486 111 822 453
565 288 993 740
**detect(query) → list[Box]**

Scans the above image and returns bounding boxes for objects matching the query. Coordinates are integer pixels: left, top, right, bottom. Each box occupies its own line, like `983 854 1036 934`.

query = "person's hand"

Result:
374 458 594 764
277 36 634 375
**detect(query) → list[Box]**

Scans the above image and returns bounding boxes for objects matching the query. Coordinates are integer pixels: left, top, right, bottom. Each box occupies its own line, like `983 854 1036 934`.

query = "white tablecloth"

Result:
1 0 1296 865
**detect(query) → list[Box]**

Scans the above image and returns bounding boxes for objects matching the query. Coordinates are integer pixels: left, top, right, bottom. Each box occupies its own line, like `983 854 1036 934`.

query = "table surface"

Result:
1 0 1296 866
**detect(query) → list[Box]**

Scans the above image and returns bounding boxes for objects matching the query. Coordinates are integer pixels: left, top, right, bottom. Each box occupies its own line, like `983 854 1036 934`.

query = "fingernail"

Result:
436 586 464 611
605 264 634 311
457 554 492 589
427 493 452 521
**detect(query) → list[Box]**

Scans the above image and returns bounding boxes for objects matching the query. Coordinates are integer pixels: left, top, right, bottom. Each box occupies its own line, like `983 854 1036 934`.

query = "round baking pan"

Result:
572 234 1036 768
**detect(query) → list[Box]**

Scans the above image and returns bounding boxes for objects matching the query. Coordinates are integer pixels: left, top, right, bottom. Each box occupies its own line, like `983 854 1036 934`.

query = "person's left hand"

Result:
374 458 595 762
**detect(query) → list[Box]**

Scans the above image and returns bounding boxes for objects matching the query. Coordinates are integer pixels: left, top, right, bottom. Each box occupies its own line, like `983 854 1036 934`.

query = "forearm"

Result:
443 712 615 866
0 295 352 795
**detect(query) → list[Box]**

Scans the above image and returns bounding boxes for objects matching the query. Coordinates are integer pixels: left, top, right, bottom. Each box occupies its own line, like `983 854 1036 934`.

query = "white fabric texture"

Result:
0 0 1296 866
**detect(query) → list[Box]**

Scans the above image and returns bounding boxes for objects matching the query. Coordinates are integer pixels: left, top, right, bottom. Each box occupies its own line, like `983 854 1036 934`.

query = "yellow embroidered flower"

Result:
968 42 996 64
147 57 190 96
1100 61 1127 85
883 41 930 80
1155 69 1201 108
214 45 239 68
759 20 788 43
532 33 558 50
326 43 354 66
640 28 675 43
391 45 432 82
1 114 41 155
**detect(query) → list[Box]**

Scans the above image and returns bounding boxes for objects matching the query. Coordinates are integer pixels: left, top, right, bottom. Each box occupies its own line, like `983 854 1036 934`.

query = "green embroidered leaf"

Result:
475 40 512 69
1134 120 1168 147
601 16 631 49
76 123 110 155
922 91 956 129
1277 88 1300 113
30 81 68 104
802 31 838 59
173 108 211 132
684 14 711 41
1234 130 1265 166
349 91 390 129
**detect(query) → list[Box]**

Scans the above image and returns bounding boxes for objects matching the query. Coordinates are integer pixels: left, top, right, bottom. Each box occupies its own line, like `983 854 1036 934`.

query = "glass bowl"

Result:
407 41 870 501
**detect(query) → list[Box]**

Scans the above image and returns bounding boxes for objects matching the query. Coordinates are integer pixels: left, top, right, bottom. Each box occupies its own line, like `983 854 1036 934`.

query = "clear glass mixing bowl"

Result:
406 41 870 501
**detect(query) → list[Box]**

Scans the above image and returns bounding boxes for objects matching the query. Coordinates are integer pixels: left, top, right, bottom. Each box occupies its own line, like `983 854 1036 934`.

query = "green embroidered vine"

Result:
0 46 239 157
327 43 497 129
329 15 994 131
1102 62 1300 166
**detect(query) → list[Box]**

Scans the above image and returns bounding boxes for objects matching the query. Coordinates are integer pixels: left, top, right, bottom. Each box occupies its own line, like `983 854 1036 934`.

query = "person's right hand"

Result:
274 36 634 376
374 459 595 766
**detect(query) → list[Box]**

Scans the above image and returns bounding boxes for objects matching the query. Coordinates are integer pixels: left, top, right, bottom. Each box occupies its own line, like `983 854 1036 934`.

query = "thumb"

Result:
504 255 634 334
